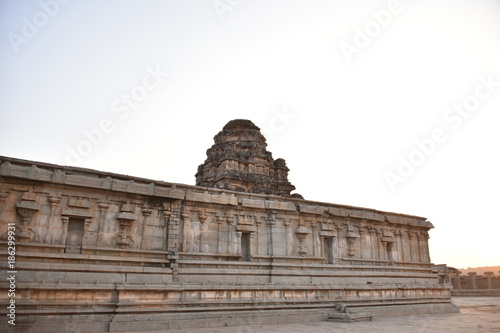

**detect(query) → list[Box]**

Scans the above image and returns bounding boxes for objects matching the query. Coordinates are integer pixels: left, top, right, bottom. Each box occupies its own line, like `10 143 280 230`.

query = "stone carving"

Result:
15 191 39 242
115 203 138 248
0 190 9 205
68 196 91 208
345 225 360 257
195 119 298 197
295 225 311 256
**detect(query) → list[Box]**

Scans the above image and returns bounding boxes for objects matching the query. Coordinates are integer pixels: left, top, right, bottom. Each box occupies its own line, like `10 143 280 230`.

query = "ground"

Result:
128 297 500 333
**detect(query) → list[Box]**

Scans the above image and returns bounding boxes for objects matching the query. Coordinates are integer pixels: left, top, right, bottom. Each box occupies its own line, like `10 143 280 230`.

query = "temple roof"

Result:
195 119 298 197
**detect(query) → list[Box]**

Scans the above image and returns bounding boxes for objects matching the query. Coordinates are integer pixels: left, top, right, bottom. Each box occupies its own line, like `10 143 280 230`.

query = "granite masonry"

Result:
0 120 458 332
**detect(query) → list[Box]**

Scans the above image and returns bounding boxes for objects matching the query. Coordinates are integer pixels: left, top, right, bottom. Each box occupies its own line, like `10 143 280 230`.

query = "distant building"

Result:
0 120 458 332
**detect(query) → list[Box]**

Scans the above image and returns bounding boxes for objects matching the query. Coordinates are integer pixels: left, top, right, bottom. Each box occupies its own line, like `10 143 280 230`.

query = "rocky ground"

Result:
157 297 500 333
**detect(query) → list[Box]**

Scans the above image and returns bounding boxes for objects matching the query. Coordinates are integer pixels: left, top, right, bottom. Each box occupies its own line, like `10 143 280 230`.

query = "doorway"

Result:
65 218 84 254
241 233 251 261
324 237 334 264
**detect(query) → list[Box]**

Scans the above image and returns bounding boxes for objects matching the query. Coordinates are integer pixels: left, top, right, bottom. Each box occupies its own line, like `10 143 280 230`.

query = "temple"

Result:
0 119 457 332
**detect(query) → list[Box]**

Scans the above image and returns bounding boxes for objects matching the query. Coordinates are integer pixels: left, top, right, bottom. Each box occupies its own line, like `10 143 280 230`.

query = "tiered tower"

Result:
195 119 296 196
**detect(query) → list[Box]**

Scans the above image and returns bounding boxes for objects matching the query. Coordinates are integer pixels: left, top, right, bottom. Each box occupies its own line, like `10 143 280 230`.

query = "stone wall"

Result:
0 156 457 332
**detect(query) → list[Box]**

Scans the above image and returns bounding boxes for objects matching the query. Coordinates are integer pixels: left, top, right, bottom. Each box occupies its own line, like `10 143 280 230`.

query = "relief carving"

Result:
15 191 39 242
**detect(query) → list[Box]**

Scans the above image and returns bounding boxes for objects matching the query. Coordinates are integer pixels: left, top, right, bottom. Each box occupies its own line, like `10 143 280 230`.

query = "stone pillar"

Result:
216 214 224 254
422 232 431 263
454 271 462 290
284 221 291 256
415 234 422 262
60 216 69 245
250 232 255 258
386 241 394 264
267 211 276 256
181 212 191 252
255 217 262 256
226 213 234 254
138 207 152 250
468 272 477 289
485 272 494 290
396 230 404 262
97 202 109 246
79 218 93 249
319 236 325 259
368 229 375 259
311 222 318 257
407 231 414 262
335 223 343 258
236 231 242 255
375 229 383 260
199 211 207 253
358 227 364 259
45 196 61 243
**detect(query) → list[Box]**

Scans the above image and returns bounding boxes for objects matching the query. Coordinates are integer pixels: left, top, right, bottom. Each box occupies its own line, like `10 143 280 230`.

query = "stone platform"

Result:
140 297 499 333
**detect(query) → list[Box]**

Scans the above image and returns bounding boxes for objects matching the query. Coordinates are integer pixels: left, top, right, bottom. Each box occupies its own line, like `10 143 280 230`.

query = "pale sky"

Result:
1 0 499 269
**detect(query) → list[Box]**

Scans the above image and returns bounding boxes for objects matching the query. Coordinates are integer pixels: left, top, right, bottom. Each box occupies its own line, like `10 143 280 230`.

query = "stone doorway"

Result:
241 232 251 261
65 218 85 254
324 237 334 264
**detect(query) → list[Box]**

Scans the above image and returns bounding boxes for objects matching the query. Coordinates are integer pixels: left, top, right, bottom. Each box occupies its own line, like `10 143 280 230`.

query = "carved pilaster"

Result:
198 210 207 253
16 192 39 242
267 211 276 256
82 218 93 248
236 231 242 255
181 212 191 252
405 230 414 262
415 233 422 262
96 202 109 246
311 222 319 257
162 210 172 252
284 220 291 256
216 213 225 254
367 226 375 259
358 226 364 259
375 228 383 260
421 231 431 263
98 202 109 230
60 216 69 245
45 195 61 243
254 216 262 256
225 212 234 254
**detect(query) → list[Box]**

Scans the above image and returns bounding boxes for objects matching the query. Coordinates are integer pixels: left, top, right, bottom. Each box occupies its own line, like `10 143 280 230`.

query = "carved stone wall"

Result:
0 154 457 332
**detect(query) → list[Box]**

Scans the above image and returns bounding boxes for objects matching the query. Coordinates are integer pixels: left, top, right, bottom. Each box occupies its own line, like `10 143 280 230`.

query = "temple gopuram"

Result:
0 119 458 332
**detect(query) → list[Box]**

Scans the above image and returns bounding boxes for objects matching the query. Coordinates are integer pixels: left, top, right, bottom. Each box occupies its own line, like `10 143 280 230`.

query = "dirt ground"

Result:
160 297 500 333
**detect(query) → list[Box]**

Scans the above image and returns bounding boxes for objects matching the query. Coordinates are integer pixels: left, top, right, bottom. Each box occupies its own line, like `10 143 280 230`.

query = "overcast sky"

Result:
1 0 499 269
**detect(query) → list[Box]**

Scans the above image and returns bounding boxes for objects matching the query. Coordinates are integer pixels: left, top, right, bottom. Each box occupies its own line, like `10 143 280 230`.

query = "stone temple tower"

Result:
195 119 297 196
